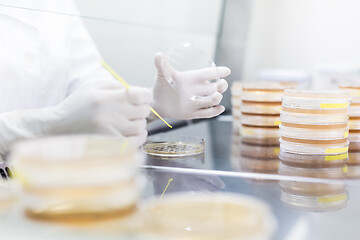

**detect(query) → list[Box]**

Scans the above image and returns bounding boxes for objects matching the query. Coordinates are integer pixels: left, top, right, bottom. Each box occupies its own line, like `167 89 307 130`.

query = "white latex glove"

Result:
152 52 230 120
0 81 152 157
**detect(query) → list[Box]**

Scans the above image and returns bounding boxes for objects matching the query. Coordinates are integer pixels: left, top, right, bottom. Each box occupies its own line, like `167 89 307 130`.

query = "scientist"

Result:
0 0 230 157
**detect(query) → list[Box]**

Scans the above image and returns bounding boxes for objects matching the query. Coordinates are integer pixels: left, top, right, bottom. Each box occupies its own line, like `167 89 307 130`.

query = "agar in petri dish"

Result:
240 125 280 146
279 138 349 155
241 113 281 127
346 164 360 179
142 135 205 157
240 82 286 102
280 108 349 125
282 89 350 110
162 42 219 100
141 192 277 240
240 141 280 160
241 101 282 115
279 122 349 140
279 151 348 168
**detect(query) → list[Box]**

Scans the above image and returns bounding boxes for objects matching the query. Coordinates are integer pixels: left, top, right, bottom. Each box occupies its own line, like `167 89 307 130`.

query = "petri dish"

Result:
240 125 280 146
241 101 282 115
10 135 141 224
279 122 349 140
348 130 360 142
339 84 360 103
349 117 360 130
231 81 242 97
281 191 348 212
0 183 16 214
349 103 360 117
280 109 348 125
280 138 349 155
232 106 241 118
241 113 281 127
282 89 350 110
240 82 285 102
162 42 219 100
349 141 360 151
141 192 277 240
279 151 348 168
142 135 204 157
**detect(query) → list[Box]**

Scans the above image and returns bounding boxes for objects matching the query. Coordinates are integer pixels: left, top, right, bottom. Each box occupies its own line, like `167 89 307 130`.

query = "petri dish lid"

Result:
162 42 219 100
284 89 350 99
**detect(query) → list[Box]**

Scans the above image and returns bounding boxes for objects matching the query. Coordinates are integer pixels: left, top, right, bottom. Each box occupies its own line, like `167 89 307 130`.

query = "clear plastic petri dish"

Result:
339 84 360 103
142 135 205 157
240 82 285 102
349 117 360 130
162 42 219 100
240 141 280 159
241 101 282 115
10 135 141 224
349 103 360 117
282 89 350 110
231 81 242 97
241 113 281 127
240 125 280 146
279 151 348 168
280 106 349 124
280 138 349 155
141 192 277 240
281 191 348 212
348 130 360 142
349 141 360 151
232 106 241 118
279 122 349 140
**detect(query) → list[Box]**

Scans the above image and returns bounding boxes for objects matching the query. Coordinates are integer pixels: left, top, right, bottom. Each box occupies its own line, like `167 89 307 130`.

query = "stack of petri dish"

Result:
240 82 285 145
231 82 242 135
10 135 142 224
278 89 350 211
280 89 350 155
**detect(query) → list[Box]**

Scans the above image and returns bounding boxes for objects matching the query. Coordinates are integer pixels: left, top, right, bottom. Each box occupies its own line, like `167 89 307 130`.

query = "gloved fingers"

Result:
217 79 228 93
154 52 165 77
120 119 147 136
81 79 124 90
191 66 231 83
127 130 148 147
194 105 225 119
122 104 151 120
193 82 218 96
196 92 223 109
126 87 153 105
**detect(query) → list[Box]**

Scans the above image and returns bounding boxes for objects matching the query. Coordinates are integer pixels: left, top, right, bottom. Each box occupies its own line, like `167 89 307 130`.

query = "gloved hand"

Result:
152 52 231 120
0 80 152 157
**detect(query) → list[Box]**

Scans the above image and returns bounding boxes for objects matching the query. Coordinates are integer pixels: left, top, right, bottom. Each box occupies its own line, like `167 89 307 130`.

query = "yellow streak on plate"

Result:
324 153 348 161
273 147 280 155
320 103 349 109
325 147 348 154
318 194 347 203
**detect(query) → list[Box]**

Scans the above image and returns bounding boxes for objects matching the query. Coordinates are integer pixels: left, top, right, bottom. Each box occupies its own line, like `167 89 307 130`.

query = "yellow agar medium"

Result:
325 147 348 154
101 61 173 129
324 153 348 161
320 103 349 109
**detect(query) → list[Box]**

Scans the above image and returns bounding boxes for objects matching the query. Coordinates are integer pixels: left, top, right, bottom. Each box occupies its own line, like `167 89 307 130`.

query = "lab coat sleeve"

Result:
64 1 114 95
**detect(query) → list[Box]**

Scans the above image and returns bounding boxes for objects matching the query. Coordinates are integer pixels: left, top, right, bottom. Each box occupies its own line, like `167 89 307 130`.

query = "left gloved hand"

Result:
152 52 230 120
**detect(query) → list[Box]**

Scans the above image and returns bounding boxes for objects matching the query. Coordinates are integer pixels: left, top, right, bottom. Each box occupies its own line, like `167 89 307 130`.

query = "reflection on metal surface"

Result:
278 153 348 212
141 192 277 240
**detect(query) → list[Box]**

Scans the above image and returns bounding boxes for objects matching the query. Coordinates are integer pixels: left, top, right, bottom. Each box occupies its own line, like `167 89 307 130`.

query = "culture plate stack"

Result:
279 89 350 211
240 83 284 145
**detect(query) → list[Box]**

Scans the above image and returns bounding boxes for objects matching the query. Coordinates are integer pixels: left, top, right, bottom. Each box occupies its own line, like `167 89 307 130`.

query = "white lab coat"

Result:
0 0 112 113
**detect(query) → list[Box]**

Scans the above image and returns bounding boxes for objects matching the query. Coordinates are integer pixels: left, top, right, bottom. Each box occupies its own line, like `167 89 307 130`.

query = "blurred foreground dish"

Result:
10 135 142 224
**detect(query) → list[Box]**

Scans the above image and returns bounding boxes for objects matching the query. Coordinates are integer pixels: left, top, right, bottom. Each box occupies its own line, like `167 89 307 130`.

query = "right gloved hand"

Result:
55 80 152 144
0 80 152 157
